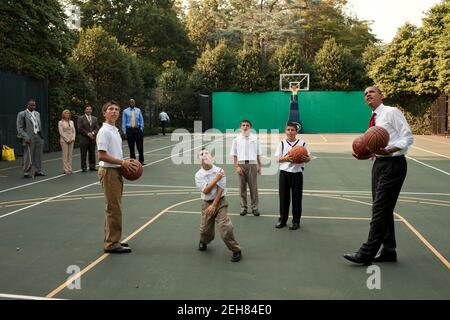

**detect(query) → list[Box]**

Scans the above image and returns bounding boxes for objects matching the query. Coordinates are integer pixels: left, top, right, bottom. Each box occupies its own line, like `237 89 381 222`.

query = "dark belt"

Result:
376 155 405 161
205 197 225 203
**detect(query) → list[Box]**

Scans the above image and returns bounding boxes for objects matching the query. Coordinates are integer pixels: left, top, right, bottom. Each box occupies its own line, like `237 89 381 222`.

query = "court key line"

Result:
0 293 65 300
407 156 450 176
0 135 173 173
0 136 205 194
411 145 450 159
122 184 450 197
0 138 214 220
46 197 201 298
47 192 449 298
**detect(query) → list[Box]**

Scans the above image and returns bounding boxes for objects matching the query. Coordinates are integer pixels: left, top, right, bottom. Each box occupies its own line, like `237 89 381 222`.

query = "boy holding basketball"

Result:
97 101 139 254
274 122 310 230
195 148 242 262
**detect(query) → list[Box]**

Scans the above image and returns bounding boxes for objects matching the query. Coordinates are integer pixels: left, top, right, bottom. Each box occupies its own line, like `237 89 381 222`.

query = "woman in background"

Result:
58 109 76 174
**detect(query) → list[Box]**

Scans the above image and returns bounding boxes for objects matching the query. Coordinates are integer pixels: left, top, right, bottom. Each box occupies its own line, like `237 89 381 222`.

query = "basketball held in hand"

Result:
288 146 308 163
352 135 371 159
364 126 389 153
120 160 143 181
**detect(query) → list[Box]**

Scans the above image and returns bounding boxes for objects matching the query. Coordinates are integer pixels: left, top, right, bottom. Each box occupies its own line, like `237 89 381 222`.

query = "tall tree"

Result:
72 26 143 105
368 24 418 97
314 37 367 90
74 0 195 68
185 0 230 52
235 45 267 91
0 0 74 79
193 40 238 91
296 0 377 60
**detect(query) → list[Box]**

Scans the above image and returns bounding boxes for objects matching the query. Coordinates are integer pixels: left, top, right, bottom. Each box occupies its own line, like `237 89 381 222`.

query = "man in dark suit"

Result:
77 105 99 172
16 99 45 178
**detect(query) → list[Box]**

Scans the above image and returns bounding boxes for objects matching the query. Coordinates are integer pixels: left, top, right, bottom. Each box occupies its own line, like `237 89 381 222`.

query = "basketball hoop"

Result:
290 84 299 96
279 73 310 92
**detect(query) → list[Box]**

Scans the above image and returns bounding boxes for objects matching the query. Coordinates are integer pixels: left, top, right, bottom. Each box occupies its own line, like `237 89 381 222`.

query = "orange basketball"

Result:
364 126 389 153
352 135 371 158
288 146 308 163
120 160 143 181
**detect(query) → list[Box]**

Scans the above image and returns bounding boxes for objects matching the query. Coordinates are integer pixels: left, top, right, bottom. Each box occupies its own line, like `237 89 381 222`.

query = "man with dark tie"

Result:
77 105 99 172
344 86 414 265
122 99 144 164
16 99 45 178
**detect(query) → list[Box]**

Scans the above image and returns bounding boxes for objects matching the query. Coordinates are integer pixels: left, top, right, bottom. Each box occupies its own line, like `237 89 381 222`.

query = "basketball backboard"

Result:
279 73 310 92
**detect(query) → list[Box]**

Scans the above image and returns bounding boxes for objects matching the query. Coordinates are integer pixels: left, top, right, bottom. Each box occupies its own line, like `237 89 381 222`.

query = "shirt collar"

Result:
103 122 118 131
373 103 385 114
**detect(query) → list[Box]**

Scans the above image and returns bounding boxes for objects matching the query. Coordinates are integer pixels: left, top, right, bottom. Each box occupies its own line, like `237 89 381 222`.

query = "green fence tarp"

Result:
0 71 49 156
212 91 371 133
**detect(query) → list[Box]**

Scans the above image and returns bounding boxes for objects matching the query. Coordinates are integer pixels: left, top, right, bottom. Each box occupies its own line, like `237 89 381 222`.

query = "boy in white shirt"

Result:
195 148 242 262
230 120 262 216
97 101 139 254
274 122 310 230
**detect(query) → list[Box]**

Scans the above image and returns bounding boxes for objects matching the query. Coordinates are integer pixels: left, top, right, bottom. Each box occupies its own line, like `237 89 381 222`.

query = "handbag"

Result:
2 145 16 161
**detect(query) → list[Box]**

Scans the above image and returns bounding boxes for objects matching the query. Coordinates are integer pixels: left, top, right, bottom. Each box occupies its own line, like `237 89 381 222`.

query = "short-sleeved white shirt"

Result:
96 122 123 168
274 139 308 173
230 134 262 161
195 165 227 201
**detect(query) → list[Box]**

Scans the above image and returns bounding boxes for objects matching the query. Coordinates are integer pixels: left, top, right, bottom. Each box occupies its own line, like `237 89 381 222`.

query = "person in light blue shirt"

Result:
122 99 145 164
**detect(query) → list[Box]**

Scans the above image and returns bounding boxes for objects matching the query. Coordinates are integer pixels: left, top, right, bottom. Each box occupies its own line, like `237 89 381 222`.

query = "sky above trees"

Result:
346 0 443 43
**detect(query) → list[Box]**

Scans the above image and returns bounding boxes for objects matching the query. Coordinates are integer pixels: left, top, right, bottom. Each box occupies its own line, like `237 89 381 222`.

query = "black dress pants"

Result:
80 139 96 169
279 170 303 224
359 156 407 257
126 127 144 163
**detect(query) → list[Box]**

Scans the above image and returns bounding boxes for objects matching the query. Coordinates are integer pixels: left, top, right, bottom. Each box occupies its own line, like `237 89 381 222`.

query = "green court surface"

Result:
0 134 449 300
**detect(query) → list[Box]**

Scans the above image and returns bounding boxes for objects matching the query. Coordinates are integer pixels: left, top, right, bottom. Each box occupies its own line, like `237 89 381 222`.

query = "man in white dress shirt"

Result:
230 120 262 216
344 86 414 265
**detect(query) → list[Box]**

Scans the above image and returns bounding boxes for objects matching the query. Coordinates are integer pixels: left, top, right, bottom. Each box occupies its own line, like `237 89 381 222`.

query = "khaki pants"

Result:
60 140 74 172
99 167 123 250
238 163 258 211
200 198 240 252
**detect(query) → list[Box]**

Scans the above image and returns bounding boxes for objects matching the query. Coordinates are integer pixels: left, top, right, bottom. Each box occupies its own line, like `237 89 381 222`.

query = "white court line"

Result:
416 136 450 146
0 293 65 300
0 136 167 173
412 145 450 159
123 184 450 196
0 137 204 194
407 156 450 176
319 135 328 142
0 138 218 220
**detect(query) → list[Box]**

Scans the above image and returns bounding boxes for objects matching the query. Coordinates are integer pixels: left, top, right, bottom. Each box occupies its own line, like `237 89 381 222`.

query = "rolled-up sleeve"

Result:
392 109 413 150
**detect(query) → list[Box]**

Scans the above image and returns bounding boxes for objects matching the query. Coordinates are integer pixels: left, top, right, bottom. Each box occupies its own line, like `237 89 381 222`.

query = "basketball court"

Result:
0 132 449 300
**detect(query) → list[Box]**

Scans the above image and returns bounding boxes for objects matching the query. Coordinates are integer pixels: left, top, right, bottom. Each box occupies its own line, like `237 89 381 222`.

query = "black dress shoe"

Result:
24 174 31 179
120 242 129 247
82 168 88 172
252 209 260 216
289 223 300 230
89 168 98 171
240 210 247 216
373 251 397 262
198 241 207 251
275 221 287 229
343 252 372 265
104 246 132 254
231 251 242 262
35 172 46 176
